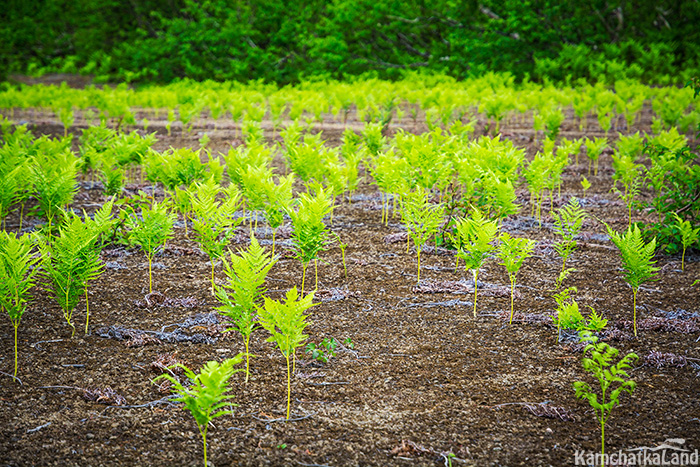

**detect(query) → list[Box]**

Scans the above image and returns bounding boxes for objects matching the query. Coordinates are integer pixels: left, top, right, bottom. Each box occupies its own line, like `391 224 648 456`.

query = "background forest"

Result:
2 0 699 84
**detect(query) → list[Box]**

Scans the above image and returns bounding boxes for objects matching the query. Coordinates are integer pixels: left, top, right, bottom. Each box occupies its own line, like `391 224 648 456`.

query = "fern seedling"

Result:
605 224 659 337
40 213 104 337
673 213 699 271
551 198 587 284
261 174 294 256
153 355 244 467
611 153 643 228
215 235 276 382
574 332 638 466
287 188 333 294
584 137 607 176
31 155 79 232
189 179 243 294
402 189 445 283
498 233 535 324
0 165 23 231
452 208 498 317
581 176 591 194
79 199 116 333
0 232 40 378
127 201 176 293
258 287 316 420
551 286 581 340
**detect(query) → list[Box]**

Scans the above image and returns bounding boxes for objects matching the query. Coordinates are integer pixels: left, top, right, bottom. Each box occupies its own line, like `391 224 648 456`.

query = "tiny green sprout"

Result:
585 307 608 333
198 133 211 150
605 224 659 337
574 332 638 467
153 354 244 467
305 338 338 363
497 233 535 324
344 337 355 350
581 176 591 194
215 235 276 382
0 232 40 378
673 213 699 271
402 189 445 283
452 208 498 317
127 201 176 293
258 287 316 420
551 286 581 340
552 198 586 281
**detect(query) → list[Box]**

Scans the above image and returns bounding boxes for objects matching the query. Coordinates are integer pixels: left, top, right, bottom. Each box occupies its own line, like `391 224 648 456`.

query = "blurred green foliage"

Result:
2 0 699 84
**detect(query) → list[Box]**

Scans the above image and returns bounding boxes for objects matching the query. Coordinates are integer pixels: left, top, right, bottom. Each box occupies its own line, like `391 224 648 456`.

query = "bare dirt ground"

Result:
0 102 699 467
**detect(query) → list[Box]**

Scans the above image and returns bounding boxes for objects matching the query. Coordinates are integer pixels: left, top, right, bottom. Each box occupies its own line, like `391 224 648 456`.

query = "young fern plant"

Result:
0 232 40 378
402 189 445 283
673 213 699 271
189 179 243 294
584 137 607 176
258 287 316 420
79 199 116 334
498 233 535 324
215 235 276 382
0 165 24 231
574 332 638 467
452 208 498 317
551 286 581 340
127 201 176 293
287 188 333 294
40 213 104 337
31 155 79 232
261 174 295 256
153 354 244 467
551 198 586 286
605 224 659 337
611 153 643 228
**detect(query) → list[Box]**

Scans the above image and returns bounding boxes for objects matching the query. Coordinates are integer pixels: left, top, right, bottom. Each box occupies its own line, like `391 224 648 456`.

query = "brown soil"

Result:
1 107 699 467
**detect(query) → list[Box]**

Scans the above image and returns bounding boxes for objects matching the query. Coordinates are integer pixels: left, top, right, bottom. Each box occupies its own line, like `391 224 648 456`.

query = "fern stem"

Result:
341 247 347 279
272 229 276 257
13 323 19 378
509 276 515 325
682 247 686 271
301 263 307 296
201 428 207 467
473 270 478 318
601 417 606 467
244 336 250 383
18 202 24 232
84 285 90 335
633 288 638 337
148 255 153 293
211 261 216 296
285 353 291 420
416 246 421 283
